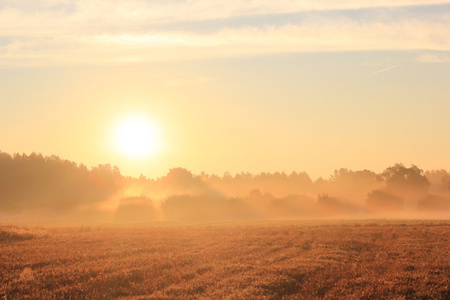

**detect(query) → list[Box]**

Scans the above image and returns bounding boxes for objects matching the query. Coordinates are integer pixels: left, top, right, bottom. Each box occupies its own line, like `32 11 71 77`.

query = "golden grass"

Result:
1 220 449 299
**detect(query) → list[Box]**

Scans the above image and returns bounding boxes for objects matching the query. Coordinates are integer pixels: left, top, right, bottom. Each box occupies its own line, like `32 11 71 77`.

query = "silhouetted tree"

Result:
316 193 356 216
328 168 382 205
268 194 316 218
115 196 158 222
0 152 122 214
424 170 449 193
382 164 430 200
417 194 450 212
366 189 404 213
158 167 209 195
161 194 226 221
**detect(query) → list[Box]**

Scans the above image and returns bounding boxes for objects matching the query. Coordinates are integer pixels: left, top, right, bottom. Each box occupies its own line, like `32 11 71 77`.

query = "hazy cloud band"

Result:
1 0 449 67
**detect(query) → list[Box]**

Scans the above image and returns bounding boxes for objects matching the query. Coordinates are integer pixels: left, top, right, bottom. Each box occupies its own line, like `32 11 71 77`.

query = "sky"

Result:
1 0 450 179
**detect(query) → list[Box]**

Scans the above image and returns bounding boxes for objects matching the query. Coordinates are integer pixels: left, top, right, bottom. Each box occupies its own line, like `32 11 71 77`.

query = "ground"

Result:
1 219 449 299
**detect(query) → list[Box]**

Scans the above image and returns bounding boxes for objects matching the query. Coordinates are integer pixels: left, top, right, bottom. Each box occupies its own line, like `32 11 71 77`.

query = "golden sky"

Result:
1 0 450 179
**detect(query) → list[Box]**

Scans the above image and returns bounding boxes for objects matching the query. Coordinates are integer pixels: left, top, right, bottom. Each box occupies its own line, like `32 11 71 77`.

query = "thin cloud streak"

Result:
363 65 398 78
345 65 398 85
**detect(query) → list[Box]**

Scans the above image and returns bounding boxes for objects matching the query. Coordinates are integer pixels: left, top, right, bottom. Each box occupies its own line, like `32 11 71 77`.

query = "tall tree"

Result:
382 164 430 200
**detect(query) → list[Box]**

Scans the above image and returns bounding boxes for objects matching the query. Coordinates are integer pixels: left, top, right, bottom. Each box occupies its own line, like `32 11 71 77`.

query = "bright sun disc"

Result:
115 116 159 158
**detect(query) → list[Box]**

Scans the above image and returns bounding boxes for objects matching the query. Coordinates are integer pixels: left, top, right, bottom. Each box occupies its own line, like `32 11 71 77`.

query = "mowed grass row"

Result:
1 220 449 299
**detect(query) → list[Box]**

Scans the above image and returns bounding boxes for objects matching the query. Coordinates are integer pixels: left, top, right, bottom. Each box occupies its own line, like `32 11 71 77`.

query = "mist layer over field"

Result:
1 151 449 223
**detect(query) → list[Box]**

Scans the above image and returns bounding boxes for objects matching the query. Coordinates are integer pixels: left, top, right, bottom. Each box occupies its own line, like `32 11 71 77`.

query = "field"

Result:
1 220 449 299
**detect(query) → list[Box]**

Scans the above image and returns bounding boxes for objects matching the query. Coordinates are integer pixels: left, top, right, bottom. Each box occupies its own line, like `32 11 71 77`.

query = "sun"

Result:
114 115 160 158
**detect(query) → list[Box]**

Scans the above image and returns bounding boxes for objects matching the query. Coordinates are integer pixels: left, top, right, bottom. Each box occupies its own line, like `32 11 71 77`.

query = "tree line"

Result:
0 151 449 221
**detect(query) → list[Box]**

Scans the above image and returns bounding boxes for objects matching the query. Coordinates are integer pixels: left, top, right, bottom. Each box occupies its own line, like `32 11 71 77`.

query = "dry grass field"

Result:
1 220 449 299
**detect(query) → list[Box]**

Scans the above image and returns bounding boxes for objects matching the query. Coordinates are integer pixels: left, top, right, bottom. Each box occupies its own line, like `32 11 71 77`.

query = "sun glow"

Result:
114 115 160 158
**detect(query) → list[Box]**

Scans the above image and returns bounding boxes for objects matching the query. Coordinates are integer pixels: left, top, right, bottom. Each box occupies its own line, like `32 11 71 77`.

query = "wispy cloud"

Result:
1 1 450 67
416 53 450 63
1 1 448 25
